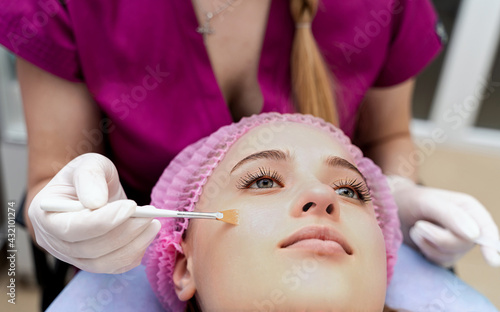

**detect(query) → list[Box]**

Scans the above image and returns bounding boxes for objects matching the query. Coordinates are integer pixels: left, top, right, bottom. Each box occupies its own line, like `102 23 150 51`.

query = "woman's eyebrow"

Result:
230 149 290 174
325 156 366 180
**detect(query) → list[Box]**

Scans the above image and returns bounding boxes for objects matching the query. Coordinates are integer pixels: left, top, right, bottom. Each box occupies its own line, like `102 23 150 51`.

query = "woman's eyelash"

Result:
332 178 372 202
236 167 284 189
235 171 370 202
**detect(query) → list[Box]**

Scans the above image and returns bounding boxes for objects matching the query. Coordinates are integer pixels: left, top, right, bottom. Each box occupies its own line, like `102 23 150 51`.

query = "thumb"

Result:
420 195 481 241
480 244 500 267
73 153 121 209
412 220 473 254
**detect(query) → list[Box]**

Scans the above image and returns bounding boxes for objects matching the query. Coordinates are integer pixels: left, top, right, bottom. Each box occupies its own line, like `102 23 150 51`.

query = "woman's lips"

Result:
279 225 353 256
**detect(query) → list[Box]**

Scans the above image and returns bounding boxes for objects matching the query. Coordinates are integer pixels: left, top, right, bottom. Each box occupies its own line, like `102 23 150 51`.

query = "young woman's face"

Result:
175 123 387 311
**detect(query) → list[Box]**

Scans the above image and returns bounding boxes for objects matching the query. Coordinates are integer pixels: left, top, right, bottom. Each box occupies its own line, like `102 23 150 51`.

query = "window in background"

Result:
0 47 25 144
475 44 500 130
413 0 460 121
411 0 500 152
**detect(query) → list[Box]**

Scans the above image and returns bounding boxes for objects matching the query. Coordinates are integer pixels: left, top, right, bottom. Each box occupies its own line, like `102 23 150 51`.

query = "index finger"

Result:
45 199 138 242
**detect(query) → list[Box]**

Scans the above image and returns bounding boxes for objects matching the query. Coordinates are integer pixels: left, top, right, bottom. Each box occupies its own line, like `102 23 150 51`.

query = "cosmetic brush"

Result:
40 199 239 225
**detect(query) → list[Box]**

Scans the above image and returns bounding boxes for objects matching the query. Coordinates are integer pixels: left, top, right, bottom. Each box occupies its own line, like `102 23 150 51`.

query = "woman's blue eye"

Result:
335 187 359 199
249 178 278 189
331 178 371 203
237 168 285 189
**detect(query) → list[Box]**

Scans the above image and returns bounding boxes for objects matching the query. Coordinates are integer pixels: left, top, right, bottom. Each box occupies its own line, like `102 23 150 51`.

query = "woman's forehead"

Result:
225 122 354 165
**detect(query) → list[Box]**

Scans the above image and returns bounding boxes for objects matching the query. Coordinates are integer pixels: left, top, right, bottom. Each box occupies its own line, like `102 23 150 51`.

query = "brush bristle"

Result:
218 209 239 225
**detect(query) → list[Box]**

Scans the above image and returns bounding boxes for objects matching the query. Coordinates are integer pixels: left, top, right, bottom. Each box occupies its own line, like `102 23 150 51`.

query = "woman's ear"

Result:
172 241 196 301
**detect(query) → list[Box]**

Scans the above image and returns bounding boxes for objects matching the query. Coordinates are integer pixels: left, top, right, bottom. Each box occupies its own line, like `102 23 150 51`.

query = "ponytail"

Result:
290 0 338 125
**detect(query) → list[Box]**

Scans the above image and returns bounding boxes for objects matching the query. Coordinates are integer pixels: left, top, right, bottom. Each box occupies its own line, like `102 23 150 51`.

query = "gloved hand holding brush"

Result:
28 153 161 274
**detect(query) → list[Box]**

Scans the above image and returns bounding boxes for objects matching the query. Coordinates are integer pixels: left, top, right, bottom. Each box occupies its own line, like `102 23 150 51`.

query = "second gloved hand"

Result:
387 175 500 268
29 153 161 274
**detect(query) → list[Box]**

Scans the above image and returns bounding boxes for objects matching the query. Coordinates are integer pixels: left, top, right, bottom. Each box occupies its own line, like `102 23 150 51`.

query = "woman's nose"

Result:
290 182 339 219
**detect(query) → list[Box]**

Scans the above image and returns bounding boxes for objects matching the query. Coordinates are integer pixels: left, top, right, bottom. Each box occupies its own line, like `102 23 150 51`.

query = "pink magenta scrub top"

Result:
0 0 443 204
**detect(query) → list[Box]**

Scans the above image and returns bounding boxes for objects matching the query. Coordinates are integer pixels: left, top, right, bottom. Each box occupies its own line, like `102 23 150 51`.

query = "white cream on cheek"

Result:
244 202 283 237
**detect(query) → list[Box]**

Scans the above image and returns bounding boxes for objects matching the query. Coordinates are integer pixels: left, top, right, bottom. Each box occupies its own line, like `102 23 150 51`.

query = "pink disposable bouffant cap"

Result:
142 113 402 312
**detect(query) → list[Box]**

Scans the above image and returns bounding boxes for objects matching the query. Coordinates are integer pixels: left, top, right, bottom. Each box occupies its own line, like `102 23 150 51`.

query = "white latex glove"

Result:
29 153 161 274
387 175 500 268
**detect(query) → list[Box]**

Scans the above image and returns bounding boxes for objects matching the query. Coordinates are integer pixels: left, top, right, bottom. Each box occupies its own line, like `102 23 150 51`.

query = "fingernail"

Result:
485 252 500 267
415 221 436 237
151 219 162 233
409 226 426 243
458 217 481 240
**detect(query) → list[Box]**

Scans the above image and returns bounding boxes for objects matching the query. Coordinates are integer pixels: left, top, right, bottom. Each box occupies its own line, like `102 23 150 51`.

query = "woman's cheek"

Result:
232 195 284 239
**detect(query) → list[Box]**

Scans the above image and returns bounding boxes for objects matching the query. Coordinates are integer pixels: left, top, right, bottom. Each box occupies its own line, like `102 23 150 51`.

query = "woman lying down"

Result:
143 113 406 311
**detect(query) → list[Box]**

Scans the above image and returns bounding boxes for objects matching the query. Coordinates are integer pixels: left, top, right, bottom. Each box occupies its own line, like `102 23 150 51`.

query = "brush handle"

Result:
132 206 178 218
40 198 219 220
133 206 220 219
